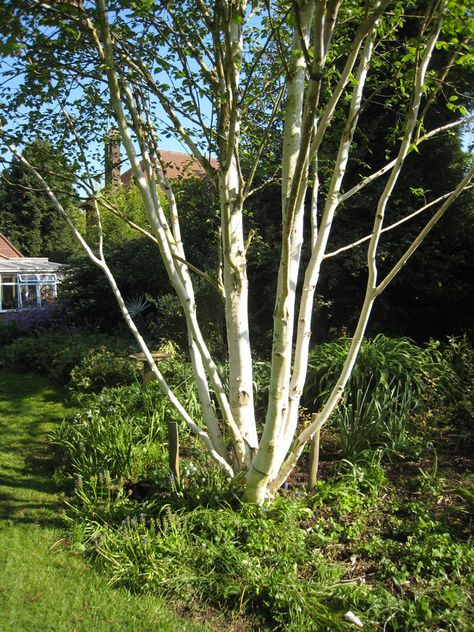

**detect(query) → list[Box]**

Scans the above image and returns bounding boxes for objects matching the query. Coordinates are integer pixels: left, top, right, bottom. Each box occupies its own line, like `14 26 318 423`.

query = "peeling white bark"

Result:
269 0 448 494
276 25 379 481
217 2 258 461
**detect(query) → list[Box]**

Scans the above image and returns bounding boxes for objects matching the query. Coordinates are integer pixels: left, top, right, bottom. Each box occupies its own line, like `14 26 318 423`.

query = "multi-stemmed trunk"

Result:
2 0 471 506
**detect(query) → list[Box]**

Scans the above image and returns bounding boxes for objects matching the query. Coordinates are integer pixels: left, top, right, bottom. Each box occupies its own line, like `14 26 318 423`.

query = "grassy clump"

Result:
303 334 462 458
67 483 379 630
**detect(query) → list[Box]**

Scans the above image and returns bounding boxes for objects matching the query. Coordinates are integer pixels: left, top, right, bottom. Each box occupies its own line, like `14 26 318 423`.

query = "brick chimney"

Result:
105 129 121 188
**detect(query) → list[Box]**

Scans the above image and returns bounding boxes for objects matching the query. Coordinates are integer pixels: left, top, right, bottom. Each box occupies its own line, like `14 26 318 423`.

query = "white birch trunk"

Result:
269 2 447 494
218 7 258 461
149 150 227 458
97 0 248 466
220 162 258 459
245 0 380 503
245 2 314 503
275 28 378 478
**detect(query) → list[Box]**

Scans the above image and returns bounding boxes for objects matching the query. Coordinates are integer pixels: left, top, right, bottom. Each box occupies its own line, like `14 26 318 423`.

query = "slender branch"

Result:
239 25 276 106
310 155 319 250
415 45 462 141
278 18 380 474
115 47 217 182
162 5 218 87
62 107 98 197
264 0 290 76
338 116 474 205
246 172 280 199
323 1 342 53
308 0 392 161
195 0 213 29
243 83 285 199
2 134 99 264
293 0 315 70
325 187 472 259
375 164 474 295
0 134 237 476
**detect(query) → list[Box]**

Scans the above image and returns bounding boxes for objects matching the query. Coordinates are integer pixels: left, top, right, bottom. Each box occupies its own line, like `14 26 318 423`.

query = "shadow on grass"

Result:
0 370 68 529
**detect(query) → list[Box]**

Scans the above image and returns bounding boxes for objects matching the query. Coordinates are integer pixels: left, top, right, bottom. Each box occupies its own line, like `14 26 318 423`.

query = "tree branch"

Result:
338 115 474 205
375 164 474 295
325 186 473 259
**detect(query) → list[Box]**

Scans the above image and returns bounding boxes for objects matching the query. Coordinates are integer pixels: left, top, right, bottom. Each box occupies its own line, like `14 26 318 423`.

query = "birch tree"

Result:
0 0 472 503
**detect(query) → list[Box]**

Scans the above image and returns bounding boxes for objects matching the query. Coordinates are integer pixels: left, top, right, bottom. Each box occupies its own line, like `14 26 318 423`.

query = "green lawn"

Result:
0 370 206 632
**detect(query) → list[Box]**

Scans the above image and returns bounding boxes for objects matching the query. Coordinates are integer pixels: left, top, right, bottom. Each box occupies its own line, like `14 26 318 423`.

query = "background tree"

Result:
0 139 82 261
63 177 225 350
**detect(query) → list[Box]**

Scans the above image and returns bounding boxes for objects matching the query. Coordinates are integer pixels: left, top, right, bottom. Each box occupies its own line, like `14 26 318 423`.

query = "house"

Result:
119 149 218 189
104 132 218 190
84 135 218 236
0 232 60 313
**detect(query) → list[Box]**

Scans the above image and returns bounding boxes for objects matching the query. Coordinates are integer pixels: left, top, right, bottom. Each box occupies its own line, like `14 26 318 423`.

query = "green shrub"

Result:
0 331 136 386
310 451 387 516
0 320 22 347
302 335 460 458
443 335 474 386
69 347 141 394
0 335 51 374
47 339 105 385
335 381 420 457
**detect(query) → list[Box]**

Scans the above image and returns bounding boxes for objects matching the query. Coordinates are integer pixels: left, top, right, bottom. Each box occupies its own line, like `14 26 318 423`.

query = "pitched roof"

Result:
120 150 218 189
0 232 23 258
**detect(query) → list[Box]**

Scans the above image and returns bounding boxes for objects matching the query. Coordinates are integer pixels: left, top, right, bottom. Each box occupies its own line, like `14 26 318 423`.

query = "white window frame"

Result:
0 275 18 312
0 273 58 312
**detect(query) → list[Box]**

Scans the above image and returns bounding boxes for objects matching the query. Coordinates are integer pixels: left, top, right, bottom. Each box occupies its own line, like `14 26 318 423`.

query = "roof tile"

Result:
120 150 218 189
0 233 23 258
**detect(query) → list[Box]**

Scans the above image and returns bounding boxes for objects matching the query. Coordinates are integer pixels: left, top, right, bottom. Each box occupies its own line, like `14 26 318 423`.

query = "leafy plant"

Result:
52 384 171 482
303 335 460 458
304 335 458 411
125 294 151 319
0 331 134 385
69 346 141 394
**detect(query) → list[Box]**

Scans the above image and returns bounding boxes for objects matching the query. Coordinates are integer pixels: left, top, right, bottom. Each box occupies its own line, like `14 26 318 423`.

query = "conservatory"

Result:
0 258 60 312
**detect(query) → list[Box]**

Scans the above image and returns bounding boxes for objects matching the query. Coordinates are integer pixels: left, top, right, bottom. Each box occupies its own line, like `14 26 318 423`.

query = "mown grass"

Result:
0 370 206 632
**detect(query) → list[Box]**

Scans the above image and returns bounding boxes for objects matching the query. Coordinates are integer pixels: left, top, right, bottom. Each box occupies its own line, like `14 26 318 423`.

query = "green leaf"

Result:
1 37 20 55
